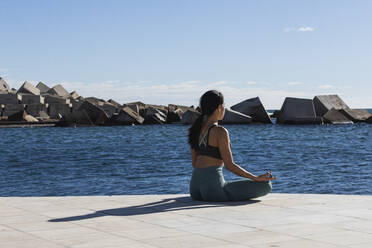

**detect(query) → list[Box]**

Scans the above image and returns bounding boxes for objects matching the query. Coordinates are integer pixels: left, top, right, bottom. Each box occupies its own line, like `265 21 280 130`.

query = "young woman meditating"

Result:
188 90 275 201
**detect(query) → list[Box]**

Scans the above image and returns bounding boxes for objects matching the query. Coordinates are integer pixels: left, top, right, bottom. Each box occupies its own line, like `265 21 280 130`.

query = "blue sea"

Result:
1 120 372 197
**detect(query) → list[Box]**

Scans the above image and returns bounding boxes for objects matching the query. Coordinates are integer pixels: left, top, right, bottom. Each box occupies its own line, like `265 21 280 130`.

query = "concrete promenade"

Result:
1 193 372 248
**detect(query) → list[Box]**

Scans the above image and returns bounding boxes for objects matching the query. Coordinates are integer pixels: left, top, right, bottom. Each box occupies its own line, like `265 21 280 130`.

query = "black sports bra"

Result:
196 124 222 159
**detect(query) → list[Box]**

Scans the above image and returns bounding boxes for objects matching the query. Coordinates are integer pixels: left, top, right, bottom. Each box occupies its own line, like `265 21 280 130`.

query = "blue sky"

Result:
1 0 372 108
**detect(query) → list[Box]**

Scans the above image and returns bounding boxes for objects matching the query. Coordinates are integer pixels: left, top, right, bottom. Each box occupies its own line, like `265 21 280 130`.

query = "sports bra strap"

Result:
206 124 217 145
199 124 217 147
196 124 222 160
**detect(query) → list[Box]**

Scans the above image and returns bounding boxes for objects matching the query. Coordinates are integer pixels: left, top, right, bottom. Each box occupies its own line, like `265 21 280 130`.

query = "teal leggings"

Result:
190 165 272 202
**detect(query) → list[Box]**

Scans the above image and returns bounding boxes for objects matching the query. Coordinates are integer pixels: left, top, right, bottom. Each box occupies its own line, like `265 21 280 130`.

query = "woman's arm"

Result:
217 127 273 181
190 147 197 167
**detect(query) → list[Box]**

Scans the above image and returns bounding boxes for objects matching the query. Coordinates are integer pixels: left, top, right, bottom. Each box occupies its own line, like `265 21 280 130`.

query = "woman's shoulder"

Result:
212 125 229 136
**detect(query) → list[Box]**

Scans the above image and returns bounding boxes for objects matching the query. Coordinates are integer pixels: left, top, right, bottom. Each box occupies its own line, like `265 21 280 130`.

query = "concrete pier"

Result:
1 193 372 247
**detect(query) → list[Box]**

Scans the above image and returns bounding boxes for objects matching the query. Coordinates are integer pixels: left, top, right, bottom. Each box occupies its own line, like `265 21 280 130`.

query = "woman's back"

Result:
194 124 224 168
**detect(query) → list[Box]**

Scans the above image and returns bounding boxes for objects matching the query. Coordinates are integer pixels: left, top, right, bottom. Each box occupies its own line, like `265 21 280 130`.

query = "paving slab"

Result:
0 193 371 248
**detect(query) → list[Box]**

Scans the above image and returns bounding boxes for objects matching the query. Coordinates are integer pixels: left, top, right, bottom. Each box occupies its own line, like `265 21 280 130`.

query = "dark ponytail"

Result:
188 113 204 150
188 90 224 150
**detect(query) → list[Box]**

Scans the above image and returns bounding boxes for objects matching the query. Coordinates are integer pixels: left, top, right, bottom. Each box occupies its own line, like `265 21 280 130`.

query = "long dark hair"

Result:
188 90 224 150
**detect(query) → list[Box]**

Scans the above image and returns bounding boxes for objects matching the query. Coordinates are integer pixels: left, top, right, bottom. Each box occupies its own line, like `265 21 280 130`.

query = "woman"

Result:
188 90 275 202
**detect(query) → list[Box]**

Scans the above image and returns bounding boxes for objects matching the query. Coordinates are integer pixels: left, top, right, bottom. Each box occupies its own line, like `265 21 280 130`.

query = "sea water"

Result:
0 123 371 196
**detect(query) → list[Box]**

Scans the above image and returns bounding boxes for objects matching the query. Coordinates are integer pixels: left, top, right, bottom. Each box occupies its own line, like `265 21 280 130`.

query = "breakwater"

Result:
1 77 372 127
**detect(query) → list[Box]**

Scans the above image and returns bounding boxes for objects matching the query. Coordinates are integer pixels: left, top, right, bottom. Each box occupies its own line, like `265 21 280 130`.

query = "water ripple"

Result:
1 124 372 196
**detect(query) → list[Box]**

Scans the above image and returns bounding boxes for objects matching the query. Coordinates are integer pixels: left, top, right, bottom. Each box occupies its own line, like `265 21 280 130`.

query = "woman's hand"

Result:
255 172 276 182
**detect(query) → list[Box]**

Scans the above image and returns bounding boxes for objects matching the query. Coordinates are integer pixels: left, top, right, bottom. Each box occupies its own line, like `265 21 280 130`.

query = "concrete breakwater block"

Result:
7 110 25 121
99 102 118 118
340 108 372 123
108 99 121 107
323 109 353 124
277 97 322 124
127 102 167 111
60 109 94 126
168 104 194 113
70 98 83 111
144 106 167 124
82 98 118 118
78 101 108 125
124 102 167 120
9 88 17 95
36 82 50 94
313 95 349 117
48 103 72 119
47 84 70 98
147 103 167 111
112 106 144 125
25 104 49 119
181 109 201 124
85 97 105 106
69 91 79 100
20 94 44 104
2 104 25 117
231 97 272 124
366 116 372 124
123 104 140 115
73 110 93 125
0 93 22 104
167 104 195 123
44 95 70 104
9 88 17 94
0 77 10 92
219 108 252 124
7 110 38 122
17 81 40 95
167 108 183 123
126 101 146 108
270 110 281 119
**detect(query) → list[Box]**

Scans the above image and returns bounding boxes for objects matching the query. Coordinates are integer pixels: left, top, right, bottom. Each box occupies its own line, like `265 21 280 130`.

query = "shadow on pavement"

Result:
49 196 260 222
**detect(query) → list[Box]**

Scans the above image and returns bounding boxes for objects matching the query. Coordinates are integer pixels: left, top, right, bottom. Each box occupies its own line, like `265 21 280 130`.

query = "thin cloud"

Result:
283 27 296 32
60 80 310 109
0 68 9 77
211 81 227 86
104 80 120 84
318 84 333 89
298 26 314 32
284 26 315 32
287 82 303 86
339 85 352 89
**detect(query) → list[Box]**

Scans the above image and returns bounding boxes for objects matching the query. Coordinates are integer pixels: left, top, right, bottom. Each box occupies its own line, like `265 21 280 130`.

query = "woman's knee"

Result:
247 181 272 199
260 181 272 196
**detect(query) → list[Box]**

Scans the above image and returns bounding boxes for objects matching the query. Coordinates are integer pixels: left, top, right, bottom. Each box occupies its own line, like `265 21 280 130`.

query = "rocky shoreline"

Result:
1 77 372 127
